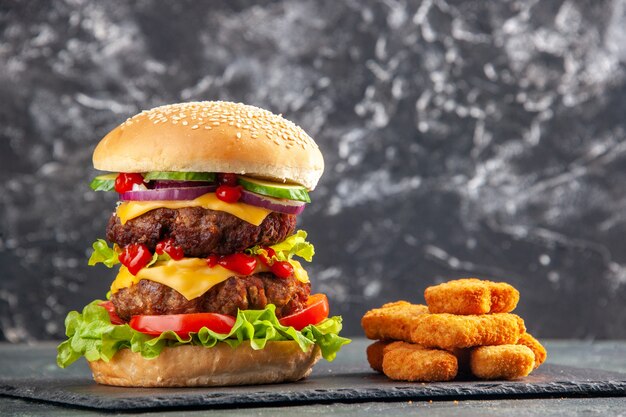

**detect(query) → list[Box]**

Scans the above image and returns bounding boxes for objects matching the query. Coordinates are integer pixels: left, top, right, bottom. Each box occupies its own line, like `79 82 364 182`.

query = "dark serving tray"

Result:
1 363 625 411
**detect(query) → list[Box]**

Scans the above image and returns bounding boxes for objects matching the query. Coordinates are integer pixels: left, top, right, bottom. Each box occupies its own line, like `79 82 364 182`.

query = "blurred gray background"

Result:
1 0 626 341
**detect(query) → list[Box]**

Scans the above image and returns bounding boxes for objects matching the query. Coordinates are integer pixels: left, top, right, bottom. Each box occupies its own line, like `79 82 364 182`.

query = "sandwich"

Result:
56 101 350 387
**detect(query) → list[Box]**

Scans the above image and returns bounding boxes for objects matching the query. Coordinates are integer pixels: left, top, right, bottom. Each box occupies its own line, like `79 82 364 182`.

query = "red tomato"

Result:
99 301 124 325
279 294 329 330
118 243 152 275
114 173 144 193
129 313 236 337
216 185 242 203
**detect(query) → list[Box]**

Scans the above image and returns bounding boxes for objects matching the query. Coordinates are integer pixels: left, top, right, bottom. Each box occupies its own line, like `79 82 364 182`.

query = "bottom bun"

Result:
89 341 321 387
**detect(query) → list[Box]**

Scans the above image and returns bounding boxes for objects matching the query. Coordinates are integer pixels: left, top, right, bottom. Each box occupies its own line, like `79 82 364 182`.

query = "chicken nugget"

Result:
366 341 390 373
410 312 526 350
517 333 547 369
424 278 519 315
381 300 412 308
470 345 535 380
382 341 458 382
361 302 429 341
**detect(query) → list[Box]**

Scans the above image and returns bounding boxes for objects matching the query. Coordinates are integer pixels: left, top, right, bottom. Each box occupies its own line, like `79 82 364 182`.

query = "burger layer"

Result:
111 273 311 322
106 207 296 257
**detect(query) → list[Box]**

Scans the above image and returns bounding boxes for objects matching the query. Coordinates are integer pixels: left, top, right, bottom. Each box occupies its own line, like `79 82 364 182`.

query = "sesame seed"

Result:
125 101 318 153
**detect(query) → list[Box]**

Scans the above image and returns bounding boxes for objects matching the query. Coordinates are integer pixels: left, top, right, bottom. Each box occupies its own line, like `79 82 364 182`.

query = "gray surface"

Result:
2 0 626 343
1 397 626 417
1 339 626 415
1 364 626 410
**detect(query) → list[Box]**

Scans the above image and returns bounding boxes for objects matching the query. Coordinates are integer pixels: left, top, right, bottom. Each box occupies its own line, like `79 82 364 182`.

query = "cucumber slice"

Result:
237 176 310 203
89 173 118 191
143 172 216 182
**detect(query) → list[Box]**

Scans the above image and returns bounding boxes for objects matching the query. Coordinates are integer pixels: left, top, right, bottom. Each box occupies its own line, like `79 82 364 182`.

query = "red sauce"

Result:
119 243 152 275
114 173 144 193
206 255 218 268
216 185 242 203
217 173 238 186
270 261 294 279
205 253 258 275
217 253 257 275
205 248 293 279
155 238 184 260
258 247 277 267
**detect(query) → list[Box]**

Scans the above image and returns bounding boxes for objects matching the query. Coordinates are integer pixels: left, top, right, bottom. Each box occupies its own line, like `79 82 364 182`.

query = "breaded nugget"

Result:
424 278 520 315
381 300 412 308
382 341 458 382
361 302 429 341
470 345 535 380
411 312 526 350
517 333 547 369
366 341 390 372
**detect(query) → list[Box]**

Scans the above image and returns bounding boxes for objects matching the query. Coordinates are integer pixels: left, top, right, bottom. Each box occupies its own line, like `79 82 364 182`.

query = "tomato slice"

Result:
279 293 330 331
129 313 236 337
99 301 124 325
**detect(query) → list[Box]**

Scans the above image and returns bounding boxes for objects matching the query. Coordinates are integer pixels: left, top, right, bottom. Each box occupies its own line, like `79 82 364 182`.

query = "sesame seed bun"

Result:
88 341 321 387
93 101 324 190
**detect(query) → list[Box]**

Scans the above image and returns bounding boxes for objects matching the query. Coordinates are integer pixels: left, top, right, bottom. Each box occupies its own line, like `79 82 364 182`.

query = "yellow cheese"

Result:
111 258 246 300
110 257 310 300
290 259 309 283
116 193 271 226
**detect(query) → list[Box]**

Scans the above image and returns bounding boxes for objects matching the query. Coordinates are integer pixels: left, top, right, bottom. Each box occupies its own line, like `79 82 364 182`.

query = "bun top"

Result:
93 101 324 190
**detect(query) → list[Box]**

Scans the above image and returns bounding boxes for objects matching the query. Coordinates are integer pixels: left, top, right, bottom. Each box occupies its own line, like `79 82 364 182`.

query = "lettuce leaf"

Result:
271 230 315 262
57 300 350 368
248 230 315 263
87 239 119 268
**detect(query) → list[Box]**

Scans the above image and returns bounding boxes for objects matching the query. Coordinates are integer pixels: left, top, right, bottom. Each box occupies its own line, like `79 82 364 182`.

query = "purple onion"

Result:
239 189 306 215
152 180 214 189
120 186 217 201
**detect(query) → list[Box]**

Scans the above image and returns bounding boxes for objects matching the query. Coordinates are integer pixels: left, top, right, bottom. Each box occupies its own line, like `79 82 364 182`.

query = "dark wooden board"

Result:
1 364 625 411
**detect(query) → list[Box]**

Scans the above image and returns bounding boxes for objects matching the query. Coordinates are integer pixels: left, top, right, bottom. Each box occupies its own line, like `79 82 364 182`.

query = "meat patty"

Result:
111 273 310 321
107 207 296 257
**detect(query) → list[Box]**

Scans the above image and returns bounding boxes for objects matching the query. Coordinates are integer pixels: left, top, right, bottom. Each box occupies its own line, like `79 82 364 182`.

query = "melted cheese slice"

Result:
116 193 271 225
290 259 309 283
111 258 310 300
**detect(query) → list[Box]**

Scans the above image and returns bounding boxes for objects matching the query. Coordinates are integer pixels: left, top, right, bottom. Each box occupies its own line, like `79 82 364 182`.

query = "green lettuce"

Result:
248 230 315 263
57 300 350 368
87 239 119 268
